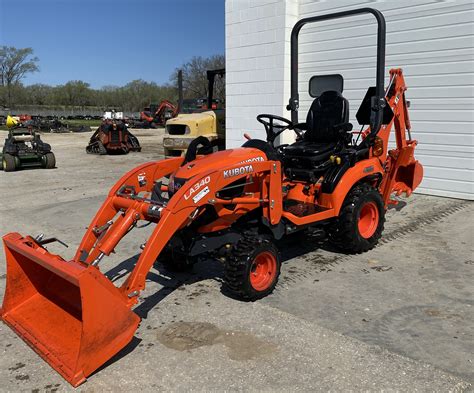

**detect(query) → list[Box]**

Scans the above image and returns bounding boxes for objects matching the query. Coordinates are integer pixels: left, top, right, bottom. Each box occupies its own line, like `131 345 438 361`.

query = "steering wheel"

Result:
256 114 303 144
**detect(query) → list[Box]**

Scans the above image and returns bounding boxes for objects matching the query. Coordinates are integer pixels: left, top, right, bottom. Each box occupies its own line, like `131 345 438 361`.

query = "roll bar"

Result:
288 8 386 140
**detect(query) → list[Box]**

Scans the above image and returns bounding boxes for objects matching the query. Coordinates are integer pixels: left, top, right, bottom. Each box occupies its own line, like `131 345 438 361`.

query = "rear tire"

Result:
224 234 281 301
329 183 385 253
2 153 16 172
42 152 56 169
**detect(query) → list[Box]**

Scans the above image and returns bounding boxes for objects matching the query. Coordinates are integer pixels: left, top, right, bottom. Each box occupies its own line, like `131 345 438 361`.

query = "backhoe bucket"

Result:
391 144 424 196
1 233 140 387
395 160 423 193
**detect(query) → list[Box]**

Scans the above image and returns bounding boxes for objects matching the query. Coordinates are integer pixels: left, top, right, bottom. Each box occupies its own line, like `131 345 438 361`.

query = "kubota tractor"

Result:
1 8 422 387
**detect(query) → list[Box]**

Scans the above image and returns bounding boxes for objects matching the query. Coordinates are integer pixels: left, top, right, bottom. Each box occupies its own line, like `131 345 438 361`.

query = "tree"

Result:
0 46 39 106
24 84 53 105
171 54 225 102
58 80 92 107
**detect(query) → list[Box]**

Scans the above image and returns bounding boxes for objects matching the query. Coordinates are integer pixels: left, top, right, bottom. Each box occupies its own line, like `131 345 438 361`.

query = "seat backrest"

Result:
305 91 349 143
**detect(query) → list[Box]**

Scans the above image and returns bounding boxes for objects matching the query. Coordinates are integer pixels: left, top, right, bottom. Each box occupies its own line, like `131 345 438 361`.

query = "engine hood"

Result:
172 147 268 180
169 111 215 123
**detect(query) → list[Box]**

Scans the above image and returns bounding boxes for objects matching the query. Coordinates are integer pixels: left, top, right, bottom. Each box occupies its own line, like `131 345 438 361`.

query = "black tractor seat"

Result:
282 90 351 181
283 140 336 160
283 142 336 182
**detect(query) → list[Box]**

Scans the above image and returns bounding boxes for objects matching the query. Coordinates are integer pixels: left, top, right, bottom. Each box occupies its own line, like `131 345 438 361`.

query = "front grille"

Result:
166 125 187 135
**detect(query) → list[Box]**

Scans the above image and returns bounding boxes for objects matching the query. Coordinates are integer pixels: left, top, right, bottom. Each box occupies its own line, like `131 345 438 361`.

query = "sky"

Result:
0 0 225 88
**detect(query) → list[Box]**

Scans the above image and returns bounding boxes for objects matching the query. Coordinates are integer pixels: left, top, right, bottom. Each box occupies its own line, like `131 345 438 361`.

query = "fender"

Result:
319 157 384 215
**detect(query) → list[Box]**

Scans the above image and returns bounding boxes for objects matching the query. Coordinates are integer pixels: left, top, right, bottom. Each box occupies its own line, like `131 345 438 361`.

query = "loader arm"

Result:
107 159 281 301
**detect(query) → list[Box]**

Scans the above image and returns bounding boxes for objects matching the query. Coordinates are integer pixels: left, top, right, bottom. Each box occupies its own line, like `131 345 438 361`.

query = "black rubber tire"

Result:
224 234 281 301
2 153 16 172
329 183 385 254
42 152 56 169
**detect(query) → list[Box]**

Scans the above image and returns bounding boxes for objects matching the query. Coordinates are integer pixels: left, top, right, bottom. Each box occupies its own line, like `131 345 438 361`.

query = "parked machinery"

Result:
86 120 141 154
163 68 225 157
1 115 56 171
139 100 178 128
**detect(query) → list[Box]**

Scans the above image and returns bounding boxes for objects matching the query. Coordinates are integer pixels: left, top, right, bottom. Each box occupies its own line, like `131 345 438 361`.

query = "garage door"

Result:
297 0 474 200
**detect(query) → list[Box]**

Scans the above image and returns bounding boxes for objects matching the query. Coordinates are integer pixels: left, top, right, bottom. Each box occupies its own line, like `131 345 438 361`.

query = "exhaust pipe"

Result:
177 69 183 113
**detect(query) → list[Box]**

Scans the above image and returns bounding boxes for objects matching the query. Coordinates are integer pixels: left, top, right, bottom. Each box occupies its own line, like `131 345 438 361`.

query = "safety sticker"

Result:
193 186 210 204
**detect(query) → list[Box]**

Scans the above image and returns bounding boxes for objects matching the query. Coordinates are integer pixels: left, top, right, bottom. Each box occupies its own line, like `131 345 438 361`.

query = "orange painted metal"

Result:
249 251 277 291
358 202 379 238
1 233 139 387
374 68 423 205
0 69 423 387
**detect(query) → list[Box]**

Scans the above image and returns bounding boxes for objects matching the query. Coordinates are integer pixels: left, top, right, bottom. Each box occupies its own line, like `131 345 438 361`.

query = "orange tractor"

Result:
0 8 422 386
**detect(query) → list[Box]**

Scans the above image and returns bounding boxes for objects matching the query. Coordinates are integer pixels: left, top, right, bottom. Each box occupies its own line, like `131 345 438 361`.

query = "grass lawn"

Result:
63 119 102 127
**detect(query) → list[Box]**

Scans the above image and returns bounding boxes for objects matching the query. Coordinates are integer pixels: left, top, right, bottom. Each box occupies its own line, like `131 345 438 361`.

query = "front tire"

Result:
42 152 56 169
224 234 281 301
2 153 16 172
329 183 385 254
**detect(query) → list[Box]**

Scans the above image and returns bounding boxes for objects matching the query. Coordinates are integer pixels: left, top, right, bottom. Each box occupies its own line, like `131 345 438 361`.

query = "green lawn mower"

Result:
1 115 56 172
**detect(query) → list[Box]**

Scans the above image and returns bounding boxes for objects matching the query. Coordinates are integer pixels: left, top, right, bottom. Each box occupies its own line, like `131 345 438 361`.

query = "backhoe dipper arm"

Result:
374 68 423 204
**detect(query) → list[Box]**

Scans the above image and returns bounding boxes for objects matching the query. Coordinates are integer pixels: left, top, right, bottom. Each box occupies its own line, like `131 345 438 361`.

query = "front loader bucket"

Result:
0 233 140 387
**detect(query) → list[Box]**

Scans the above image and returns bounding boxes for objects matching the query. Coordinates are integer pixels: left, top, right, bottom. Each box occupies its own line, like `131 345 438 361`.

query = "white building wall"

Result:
225 0 298 147
225 0 474 199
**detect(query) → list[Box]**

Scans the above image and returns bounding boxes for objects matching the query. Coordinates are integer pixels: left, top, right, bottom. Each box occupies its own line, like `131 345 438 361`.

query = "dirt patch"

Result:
157 321 277 361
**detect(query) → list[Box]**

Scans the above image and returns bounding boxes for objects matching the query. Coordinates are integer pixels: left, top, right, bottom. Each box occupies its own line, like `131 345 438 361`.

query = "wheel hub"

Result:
358 201 379 239
250 251 277 291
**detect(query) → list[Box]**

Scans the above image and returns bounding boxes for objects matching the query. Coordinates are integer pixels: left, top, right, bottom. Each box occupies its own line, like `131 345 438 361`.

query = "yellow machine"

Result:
163 69 225 157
